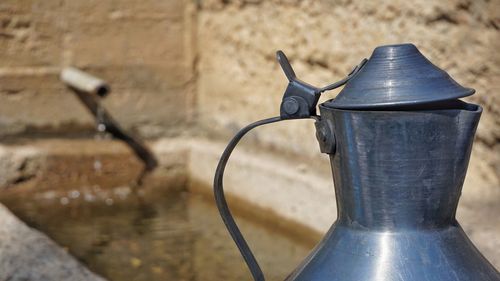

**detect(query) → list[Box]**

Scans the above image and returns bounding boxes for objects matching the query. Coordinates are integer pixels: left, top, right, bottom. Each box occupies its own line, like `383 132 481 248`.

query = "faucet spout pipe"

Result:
61 67 110 97
60 68 158 181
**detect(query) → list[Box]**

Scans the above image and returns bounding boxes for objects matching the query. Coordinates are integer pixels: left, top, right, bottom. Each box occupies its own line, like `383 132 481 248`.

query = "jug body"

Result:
287 102 500 281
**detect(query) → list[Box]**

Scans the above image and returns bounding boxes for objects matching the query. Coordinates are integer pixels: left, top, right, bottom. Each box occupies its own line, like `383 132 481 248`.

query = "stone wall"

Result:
0 0 196 138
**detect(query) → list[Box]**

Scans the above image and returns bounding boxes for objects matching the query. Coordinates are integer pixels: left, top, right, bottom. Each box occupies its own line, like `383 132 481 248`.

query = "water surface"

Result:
1 186 314 281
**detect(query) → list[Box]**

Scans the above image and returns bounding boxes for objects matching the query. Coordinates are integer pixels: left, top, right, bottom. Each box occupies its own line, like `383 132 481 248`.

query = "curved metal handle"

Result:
214 117 284 281
214 51 362 280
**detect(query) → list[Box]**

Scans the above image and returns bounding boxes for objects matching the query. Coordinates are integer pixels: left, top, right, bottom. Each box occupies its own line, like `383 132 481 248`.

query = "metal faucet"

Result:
60 67 158 184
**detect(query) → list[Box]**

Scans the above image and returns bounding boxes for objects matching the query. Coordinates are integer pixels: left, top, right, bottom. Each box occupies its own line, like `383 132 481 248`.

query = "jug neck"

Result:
319 104 481 231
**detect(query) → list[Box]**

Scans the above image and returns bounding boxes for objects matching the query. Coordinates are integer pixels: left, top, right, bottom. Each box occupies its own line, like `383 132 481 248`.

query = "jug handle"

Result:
214 116 279 281
214 52 366 281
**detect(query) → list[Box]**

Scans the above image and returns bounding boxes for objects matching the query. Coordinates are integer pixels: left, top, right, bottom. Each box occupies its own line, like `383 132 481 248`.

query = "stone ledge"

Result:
0 203 106 281
187 138 336 234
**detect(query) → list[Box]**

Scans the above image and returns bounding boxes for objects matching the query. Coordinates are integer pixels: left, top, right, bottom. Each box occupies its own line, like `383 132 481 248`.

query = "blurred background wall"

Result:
0 1 196 138
0 0 498 216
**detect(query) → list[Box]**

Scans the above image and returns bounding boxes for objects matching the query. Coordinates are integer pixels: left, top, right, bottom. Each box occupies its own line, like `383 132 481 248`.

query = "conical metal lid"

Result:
325 43 474 109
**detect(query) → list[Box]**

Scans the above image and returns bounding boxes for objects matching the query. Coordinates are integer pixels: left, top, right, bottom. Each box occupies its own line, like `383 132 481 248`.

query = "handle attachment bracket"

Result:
277 50 367 119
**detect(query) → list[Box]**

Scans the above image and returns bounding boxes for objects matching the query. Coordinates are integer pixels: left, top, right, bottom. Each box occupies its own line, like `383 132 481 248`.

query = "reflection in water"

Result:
0 187 313 281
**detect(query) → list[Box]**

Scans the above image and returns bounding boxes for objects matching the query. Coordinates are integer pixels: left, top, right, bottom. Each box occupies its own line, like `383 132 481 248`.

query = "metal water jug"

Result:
214 43 500 281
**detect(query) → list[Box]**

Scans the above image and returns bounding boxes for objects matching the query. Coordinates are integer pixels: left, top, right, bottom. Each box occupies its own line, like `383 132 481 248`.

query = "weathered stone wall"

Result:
196 0 500 202
0 0 196 138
